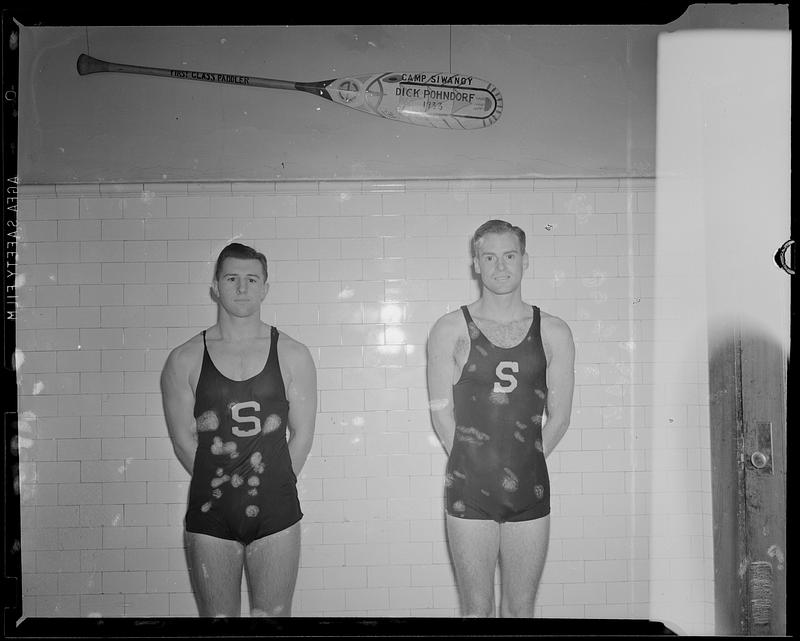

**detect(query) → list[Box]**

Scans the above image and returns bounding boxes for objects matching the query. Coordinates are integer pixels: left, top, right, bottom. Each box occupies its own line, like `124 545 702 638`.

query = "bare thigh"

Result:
244 520 301 617
185 531 245 617
498 515 550 617
445 515 500 617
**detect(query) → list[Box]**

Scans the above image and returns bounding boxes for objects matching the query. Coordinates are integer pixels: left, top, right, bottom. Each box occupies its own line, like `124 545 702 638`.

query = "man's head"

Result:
471 220 526 258
212 243 269 318
214 243 268 282
471 220 529 294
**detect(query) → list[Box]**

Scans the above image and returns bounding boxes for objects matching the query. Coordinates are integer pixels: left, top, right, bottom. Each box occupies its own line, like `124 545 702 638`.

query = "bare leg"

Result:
244 520 301 617
185 531 245 617
498 515 550 617
445 514 500 617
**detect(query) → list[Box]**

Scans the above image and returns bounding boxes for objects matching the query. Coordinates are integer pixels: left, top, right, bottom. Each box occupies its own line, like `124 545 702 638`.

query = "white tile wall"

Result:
15 177 713 633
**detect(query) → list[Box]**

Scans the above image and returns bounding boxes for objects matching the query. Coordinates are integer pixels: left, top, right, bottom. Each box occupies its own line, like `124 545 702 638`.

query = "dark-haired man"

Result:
161 243 316 617
427 220 575 617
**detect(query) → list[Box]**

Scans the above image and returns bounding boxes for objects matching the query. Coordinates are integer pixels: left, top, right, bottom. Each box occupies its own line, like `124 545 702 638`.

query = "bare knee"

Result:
501 601 535 618
251 603 291 617
461 593 495 618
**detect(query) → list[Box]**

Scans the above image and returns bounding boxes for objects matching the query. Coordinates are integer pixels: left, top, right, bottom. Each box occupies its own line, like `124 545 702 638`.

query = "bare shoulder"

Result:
164 332 204 373
276 329 314 366
429 309 467 345
161 332 205 394
539 310 575 348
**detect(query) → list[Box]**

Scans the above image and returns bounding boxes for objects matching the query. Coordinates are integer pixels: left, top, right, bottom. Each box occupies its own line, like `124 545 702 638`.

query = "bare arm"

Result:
160 343 199 476
427 314 462 456
282 337 317 477
542 316 575 457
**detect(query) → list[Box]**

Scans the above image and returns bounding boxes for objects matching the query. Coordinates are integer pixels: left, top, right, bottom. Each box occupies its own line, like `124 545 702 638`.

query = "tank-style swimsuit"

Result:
185 326 302 544
445 305 550 522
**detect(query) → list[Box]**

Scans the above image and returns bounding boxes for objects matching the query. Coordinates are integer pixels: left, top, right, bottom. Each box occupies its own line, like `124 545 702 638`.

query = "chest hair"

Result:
476 317 532 348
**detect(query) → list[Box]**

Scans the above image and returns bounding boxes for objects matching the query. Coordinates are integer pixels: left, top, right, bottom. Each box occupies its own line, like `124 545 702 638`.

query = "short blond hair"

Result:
471 219 526 257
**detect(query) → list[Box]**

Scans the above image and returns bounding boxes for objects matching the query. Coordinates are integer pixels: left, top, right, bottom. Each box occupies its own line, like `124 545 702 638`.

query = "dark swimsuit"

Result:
445 305 550 522
185 326 302 544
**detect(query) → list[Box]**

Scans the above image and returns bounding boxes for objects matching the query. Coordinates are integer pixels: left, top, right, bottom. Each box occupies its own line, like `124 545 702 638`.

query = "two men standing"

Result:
161 220 574 618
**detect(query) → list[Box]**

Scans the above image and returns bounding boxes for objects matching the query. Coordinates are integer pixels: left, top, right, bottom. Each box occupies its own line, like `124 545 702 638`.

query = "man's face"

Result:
473 231 528 295
213 257 268 318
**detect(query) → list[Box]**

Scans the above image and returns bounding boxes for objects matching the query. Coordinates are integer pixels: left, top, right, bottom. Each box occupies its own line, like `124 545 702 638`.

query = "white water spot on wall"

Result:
338 192 351 202
381 303 403 323
352 416 365 427
220 38 227 44
112 512 122 526
429 398 449 411
338 287 354 299
377 345 403 358
13 435 32 452
385 326 406 344
17 424 33 444
12 349 24 370
427 434 440 449
32 381 44 395
87 612 102 618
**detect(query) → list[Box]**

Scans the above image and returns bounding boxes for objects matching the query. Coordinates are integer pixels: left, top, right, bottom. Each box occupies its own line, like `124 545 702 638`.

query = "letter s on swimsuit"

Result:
493 361 519 393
